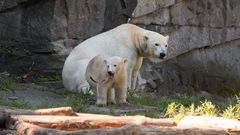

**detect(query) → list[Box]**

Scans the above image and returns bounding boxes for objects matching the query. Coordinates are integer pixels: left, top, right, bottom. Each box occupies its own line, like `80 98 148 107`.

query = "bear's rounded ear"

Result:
165 35 169 41
103 59 107 64
123 58 128 64
144 35 149 41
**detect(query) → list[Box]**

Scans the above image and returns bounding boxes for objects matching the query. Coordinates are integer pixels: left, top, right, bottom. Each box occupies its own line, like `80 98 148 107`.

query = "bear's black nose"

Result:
159 53 166 58
108 71 114 76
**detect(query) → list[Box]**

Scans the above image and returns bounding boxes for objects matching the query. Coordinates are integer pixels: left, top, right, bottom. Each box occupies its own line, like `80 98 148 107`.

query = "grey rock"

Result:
132 0 240 96
157 0 175 8
52 0 106 42
51 39 78 57
0 0 137 76
7 96 18 100
0 0 28 11
170 0 239 27
144 25 179 34
0 8 22 41
132 0 175 17
167 26 240 58
147 79 158 89
104 0 137 30
149 39 240 96
130 8 170 25
0 71 10 78
20 0 55 42
225 0 240 27
133 0 240 27
132 0 158 17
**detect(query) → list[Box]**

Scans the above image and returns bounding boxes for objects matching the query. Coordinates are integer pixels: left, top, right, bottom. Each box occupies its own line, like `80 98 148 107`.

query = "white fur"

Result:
85 55 128 106
62 24 169 92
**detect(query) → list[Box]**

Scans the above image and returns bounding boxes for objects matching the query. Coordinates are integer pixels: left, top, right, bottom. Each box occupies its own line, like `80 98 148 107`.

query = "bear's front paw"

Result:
107 101 116 106
96 103 106 107
107 99 116 105
96 100 107 107
118 101 130 106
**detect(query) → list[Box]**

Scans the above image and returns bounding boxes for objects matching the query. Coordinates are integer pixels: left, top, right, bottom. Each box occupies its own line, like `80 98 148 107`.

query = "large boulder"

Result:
131 0 240 96
0 0 137 75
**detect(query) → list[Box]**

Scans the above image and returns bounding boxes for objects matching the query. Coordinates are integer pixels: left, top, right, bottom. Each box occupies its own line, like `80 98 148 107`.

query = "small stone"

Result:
0 71 10 78
7 97 18 100
147 79 157 89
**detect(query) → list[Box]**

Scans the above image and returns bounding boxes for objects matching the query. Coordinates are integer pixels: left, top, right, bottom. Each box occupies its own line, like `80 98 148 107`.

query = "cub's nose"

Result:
159 53 166 58
108 71 114 76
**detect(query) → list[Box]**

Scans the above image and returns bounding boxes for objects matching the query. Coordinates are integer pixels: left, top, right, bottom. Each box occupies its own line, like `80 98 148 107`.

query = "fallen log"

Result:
11 115 176 130
0 106 76 128
1 106 76 116
15 121 161 135
15 121 229 135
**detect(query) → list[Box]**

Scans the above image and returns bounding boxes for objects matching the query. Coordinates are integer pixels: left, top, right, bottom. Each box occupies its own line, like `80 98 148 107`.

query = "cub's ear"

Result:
123 58 128 64
165 35 169 41
144 35 149 41
103 59 107 64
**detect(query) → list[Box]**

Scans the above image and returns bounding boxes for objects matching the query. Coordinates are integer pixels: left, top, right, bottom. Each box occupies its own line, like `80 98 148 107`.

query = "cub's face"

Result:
144 32 169 59
104 56 127 78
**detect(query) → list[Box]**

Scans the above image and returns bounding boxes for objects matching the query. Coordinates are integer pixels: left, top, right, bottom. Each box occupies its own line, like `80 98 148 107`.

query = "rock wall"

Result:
0 0 137 75
131 0 240 96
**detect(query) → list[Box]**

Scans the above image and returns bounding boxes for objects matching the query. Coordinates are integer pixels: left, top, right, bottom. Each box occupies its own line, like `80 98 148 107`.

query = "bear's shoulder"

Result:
116 23 142 31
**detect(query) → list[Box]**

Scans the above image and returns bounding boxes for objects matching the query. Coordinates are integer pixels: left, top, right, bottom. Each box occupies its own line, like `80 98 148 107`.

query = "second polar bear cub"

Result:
85 54 128 106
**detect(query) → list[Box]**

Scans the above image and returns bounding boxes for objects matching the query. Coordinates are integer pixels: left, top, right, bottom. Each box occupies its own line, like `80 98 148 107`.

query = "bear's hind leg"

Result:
131 57 143 90
96 86 108 106
127 69 132 89
131 72 138 90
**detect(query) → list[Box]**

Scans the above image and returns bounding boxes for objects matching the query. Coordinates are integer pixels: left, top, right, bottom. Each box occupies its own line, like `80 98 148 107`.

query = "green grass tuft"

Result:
164 97 240 123
221 96 240 119
33 73 61 82
0 97 32 109
0 78 15 92
64 92 93 112
164 102 179 118
195 100 218 116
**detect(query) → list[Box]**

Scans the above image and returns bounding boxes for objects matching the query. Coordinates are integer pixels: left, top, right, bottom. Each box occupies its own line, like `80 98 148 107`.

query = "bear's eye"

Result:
155 43 159 46
114 65 117 67
107 65 109 68
165 44 168 47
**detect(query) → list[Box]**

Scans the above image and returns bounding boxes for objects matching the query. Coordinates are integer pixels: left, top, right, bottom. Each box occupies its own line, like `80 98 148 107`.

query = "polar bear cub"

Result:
85 55 128 106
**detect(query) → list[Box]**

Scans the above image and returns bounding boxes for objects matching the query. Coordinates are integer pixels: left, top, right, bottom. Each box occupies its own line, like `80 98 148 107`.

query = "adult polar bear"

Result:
62 24 169 92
